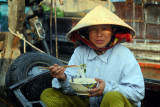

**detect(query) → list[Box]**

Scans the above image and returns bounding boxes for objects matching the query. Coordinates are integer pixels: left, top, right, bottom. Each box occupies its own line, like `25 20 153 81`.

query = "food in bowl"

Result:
69 78 97 95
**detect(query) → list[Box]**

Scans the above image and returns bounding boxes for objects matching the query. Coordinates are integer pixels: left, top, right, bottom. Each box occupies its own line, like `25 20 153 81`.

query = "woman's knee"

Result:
40 88 63 100
101 91 134 107
41 88 52 97
40 88 68 107
103 91 122 102
41 88 54 96
41 88 54 94
101 91 125 107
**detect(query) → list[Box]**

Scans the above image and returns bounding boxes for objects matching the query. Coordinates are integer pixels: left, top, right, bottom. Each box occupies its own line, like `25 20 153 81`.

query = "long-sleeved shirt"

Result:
52 44 145 107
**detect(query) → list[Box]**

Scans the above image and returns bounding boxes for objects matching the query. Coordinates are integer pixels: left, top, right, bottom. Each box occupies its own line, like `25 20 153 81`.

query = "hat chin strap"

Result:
70 31 133 52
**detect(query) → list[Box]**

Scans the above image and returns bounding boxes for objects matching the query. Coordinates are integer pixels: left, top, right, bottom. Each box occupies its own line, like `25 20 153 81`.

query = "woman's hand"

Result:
49 64 66 81
88 78 105 97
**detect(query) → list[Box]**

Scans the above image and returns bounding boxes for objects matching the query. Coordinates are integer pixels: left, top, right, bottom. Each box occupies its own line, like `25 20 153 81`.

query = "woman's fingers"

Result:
95 78 103 83
88 78 105 97
49 64 65 79
53 67 65 77
88 87 101 96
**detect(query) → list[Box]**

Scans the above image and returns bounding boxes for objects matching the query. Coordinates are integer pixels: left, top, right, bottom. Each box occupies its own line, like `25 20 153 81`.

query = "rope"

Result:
16 31 26 53
8 28 45 53
8 28 68 64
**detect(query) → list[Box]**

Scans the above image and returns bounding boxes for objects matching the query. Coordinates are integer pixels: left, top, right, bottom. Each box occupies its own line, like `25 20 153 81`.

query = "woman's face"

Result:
88 25 112 48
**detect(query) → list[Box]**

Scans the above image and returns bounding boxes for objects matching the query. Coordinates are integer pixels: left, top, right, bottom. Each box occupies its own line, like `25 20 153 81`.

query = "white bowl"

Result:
69 78 97 95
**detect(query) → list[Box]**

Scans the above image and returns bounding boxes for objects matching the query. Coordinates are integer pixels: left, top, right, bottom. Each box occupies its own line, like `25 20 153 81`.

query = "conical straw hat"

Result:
66 5 136 43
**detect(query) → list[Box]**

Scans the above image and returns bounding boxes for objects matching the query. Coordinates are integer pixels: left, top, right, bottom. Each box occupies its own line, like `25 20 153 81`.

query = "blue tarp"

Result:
0 3 8 31
111 0 125 2
0 2 31 32
0 0 7 2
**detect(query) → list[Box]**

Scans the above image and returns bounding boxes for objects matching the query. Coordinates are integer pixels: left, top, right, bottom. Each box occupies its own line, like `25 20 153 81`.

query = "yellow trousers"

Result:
40 88 135 107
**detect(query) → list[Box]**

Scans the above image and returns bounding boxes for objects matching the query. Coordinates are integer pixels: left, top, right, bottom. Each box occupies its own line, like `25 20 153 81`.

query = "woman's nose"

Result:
97 30 102 37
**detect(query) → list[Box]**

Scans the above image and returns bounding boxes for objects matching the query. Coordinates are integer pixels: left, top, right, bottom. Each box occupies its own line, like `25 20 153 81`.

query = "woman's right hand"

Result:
49 64 66 81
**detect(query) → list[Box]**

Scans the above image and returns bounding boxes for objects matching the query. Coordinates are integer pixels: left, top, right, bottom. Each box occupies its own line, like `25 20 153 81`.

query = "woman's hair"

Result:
77 27 89 46
79 27 89 39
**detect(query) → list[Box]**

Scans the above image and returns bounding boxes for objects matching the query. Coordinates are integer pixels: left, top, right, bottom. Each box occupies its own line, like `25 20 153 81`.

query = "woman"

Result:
40 5 144 107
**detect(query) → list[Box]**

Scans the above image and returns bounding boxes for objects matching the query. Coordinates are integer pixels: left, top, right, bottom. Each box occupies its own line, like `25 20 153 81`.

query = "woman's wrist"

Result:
58 73 66 81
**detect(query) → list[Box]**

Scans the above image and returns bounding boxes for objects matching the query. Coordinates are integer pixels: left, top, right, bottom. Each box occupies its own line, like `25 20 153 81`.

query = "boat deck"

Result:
139 62 160 92
140 63 160 81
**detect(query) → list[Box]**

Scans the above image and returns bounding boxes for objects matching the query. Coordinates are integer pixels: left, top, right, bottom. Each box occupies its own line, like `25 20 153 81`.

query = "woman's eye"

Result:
102 27 108 30
89 27 97 31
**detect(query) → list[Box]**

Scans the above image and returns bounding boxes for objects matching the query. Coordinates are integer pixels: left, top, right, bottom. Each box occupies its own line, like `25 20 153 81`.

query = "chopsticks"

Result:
39 65 77 70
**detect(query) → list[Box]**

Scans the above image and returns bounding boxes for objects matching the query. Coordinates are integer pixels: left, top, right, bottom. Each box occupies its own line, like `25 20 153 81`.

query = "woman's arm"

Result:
51 46 84 94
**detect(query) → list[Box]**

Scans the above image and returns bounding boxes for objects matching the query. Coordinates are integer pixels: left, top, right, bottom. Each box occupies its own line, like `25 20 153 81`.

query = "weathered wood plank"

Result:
0 32 6 41
0 41 4 51
0 0 25 96
122 43 160 63
0 32 8 51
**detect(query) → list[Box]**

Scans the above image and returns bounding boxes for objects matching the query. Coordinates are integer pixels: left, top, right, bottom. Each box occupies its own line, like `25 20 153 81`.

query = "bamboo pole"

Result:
54 0 59 58
50 0 53 55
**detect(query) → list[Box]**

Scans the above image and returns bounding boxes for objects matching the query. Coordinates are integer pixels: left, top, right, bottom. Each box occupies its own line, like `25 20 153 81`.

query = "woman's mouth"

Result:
96 40 104 44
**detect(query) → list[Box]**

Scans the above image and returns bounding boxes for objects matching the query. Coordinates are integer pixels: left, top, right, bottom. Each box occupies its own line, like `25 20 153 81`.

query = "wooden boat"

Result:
140 63 160 91
1 0 160 107
140 62 160 107
4 52 160 107
7 66 160 107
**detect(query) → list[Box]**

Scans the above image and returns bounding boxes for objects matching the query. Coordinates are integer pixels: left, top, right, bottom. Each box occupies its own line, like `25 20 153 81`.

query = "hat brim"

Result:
66 5 136 43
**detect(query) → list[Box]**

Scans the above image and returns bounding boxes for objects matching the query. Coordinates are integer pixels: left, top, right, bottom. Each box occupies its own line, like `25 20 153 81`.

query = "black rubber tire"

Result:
5 52 63 87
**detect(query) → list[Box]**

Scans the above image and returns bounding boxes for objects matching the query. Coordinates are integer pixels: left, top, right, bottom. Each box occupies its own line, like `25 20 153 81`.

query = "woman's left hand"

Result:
88 78 105 97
